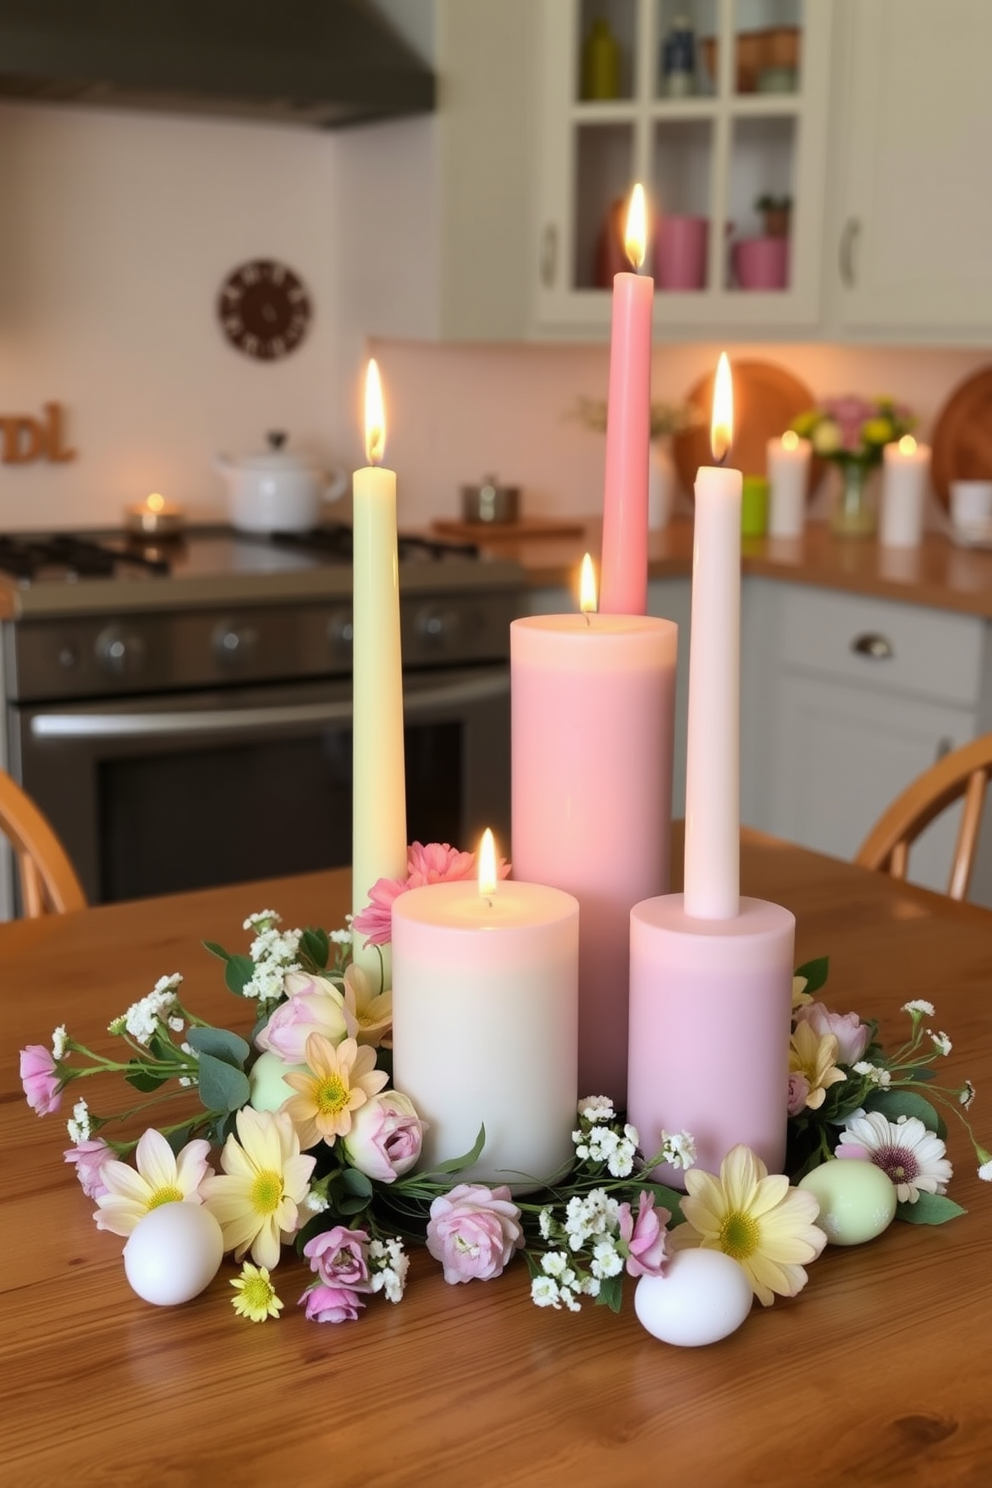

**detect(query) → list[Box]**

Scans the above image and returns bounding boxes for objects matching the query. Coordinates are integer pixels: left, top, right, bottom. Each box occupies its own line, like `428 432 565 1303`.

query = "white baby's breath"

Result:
902 999 935 1017
51 1025 68 1060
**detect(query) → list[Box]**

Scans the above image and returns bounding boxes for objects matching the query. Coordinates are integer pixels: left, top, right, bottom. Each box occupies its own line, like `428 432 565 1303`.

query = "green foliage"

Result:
795 955 829 995
896 1191 967 1225
866 1087 947 1141
186 1026 251 1065
197 1052 250 1113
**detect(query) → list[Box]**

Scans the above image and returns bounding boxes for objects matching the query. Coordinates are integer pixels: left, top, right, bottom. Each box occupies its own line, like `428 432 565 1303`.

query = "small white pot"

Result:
214 432 347 533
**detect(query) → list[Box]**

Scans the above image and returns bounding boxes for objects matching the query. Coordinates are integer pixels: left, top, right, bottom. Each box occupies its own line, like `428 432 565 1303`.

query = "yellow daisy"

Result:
677 1144 827 1307
231 1262 283 1322
200 1106 315 1268
282 1033 388 1148
791 975 812 1012
789 1022 846 1110
94 1128 212 1236
342 965 393 1048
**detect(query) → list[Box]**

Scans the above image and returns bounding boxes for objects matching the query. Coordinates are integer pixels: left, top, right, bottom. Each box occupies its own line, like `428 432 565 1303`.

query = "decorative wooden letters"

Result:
0 403 76 464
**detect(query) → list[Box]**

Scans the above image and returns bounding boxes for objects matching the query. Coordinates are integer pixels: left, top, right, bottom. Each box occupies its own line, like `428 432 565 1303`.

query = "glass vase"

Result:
830 460 877 538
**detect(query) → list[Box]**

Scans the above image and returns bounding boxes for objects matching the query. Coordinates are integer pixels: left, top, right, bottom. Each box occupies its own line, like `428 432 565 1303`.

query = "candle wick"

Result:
583 611 591 628
484 896 493 909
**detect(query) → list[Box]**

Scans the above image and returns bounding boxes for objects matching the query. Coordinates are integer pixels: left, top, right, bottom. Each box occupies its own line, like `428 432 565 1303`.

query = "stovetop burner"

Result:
0 533 170 582
271 525 479 564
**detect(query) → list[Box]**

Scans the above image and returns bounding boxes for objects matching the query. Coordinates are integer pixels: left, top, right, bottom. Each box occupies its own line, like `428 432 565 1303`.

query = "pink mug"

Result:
732 235 789 290
655 215 708 290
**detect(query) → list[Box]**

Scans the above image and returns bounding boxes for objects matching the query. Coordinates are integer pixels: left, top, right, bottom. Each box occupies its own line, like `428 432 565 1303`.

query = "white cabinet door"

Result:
833 0 992 341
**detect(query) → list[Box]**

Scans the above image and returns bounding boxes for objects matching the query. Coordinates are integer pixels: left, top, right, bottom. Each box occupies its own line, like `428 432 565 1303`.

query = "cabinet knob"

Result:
851 632 894 660
839 217 860 288
540 225 558 289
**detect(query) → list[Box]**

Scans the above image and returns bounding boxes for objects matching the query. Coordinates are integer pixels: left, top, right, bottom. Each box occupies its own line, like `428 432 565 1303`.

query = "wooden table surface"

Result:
3 836 992 1487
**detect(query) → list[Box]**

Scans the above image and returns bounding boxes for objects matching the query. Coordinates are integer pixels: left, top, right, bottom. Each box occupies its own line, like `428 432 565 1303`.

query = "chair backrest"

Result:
0 769 87 917
854 733 992 901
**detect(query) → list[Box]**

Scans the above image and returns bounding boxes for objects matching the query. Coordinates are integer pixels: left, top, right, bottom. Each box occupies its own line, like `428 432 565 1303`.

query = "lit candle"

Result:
511 556 677 1102
683 353 742 920
124 492 185 536
390 829 579 1187
352 359 407 983
880 434 931 548
766 429 811 539
600 183 653 616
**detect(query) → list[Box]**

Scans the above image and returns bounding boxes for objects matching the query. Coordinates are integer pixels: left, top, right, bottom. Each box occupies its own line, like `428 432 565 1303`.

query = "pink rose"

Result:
300 1283 366 1323
796 1003 870 1066
618 1192 670 1278
425 1182 524 1284
256 972 355 1063
341 1091 423 1183
303 1226 372 1291
787 1072 811 1116
20 1044 62 1115
64 1138 113 1199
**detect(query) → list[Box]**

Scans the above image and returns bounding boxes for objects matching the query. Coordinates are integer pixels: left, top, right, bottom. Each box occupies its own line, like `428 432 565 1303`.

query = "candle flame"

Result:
478 828 498 898
624 184 647 271
364 359 386 466
710 353 734 463
781 430 799 453
579 553 598 614
146 493 165 513
899 434 917 455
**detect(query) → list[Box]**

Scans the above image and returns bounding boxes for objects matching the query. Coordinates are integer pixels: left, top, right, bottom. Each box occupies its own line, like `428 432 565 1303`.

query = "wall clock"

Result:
216 259 312 361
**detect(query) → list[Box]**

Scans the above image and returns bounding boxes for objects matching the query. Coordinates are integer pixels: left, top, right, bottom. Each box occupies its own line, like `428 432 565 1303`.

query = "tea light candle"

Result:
766 431 810 538
391 830 579 1187
352 359 407 983
125 492 185 537
880 435 930 548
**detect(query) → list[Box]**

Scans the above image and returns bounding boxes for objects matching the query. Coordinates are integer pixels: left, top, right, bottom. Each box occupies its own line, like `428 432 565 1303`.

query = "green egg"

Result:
798 1158 897 1246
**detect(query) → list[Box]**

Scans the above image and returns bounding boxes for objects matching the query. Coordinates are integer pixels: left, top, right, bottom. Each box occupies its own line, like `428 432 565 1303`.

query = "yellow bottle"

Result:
582 18 620 100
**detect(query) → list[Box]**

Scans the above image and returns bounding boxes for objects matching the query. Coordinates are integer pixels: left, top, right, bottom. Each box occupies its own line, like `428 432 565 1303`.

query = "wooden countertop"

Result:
3 836 992 1485
468 517 992 620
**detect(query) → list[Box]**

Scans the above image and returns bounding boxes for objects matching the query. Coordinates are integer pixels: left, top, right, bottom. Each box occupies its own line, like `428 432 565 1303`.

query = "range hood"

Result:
0 0 435 129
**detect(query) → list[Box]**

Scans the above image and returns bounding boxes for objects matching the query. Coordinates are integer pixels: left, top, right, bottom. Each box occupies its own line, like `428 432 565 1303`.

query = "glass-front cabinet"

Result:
533 0 833 337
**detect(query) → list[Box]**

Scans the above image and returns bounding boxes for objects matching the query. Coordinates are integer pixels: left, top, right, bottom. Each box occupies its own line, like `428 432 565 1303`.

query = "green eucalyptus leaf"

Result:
203 940 232 964
896 1191 967 1225
340 1167 374 1199
124 1066 168 1093
795 956 829 994
197 1051 250 1113
865 1088 947 1139
186 1025 250 1067
224 954 256 995
300 928 330 971
428 1124 487 1175
597 1274 624 1313
337 1193 372 1216
147 1030 176 1061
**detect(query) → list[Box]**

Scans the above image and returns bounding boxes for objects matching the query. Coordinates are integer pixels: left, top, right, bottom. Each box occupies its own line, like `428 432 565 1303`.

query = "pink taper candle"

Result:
600 183 653 617
683 353 742 920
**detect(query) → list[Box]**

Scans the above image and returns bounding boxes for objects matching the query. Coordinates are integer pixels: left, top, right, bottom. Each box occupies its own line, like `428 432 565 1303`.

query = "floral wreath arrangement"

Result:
789 394 915 467
20 841 991 1338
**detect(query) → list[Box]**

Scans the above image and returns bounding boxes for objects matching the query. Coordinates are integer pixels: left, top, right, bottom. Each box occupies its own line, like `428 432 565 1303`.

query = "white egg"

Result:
248 1049 305 1112
798 1158 897 1246
634 1248 753 1346
124 1202 224 1306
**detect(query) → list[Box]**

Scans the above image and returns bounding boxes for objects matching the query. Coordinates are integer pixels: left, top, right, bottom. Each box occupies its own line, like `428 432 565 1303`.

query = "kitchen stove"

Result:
0 524 524 916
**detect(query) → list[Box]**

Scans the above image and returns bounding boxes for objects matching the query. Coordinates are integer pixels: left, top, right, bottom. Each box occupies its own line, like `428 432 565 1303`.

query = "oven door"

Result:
10 666 510 907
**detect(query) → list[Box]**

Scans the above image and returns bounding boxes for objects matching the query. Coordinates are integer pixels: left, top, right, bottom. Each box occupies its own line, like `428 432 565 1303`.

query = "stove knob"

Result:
96 625 146 677
416 606 461 648
212 621 258 668
327 611 354 656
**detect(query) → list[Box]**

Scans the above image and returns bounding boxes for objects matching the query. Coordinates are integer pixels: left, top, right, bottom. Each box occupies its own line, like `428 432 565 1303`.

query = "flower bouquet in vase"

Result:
791 395 915 537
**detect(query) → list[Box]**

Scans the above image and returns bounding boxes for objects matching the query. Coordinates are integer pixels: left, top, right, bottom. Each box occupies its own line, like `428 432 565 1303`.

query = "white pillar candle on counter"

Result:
766 430 810 539
880 435 931 548
352 359 407 984
391 830 579 1188
512 557 677 1104
684 353 742 921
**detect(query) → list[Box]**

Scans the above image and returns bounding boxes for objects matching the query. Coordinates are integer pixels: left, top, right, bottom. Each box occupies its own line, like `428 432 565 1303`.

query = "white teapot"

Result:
214 431 347 533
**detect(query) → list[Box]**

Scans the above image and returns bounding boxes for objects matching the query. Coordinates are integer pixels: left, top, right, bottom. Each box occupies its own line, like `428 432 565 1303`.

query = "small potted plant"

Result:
755 194 792 238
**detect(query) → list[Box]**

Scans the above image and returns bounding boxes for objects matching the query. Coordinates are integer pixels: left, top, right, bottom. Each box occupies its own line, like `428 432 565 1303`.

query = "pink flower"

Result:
20 1044 62 1115
64 1138 114 1199
787 1072 811 1116
834 1140 870 1162
300 1282 366 1323
341 1091 424 1183
352 876 408 948
303 1226 372 1291
353 841 512 948
796 1003 871 1066
255 971 356 1063
618 1192 670 1278
425 1182 524 1284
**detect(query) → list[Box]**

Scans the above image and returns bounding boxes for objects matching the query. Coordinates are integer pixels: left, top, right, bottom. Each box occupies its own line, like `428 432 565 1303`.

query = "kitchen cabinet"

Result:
830 0 992 343
532 0 833 339
741 580 992 904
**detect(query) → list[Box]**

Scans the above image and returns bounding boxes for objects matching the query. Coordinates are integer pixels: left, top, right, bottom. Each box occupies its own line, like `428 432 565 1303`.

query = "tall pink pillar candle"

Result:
628 894 795 1184
391 879 579 1188
511 612 677 1103
600 185 653 616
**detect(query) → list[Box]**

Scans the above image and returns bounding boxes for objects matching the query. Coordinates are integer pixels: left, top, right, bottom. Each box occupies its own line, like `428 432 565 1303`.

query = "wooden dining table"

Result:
3 831 992 1486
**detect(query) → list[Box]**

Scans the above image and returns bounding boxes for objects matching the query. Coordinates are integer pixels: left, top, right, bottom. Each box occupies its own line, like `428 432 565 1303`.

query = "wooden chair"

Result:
0 769 87 917
854 733 992 901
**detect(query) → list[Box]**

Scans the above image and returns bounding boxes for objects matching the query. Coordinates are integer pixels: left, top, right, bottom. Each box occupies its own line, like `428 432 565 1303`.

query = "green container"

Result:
742 475 769 537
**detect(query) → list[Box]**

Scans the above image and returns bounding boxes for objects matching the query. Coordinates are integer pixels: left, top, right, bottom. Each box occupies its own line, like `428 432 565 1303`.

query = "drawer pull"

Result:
851 632 894 660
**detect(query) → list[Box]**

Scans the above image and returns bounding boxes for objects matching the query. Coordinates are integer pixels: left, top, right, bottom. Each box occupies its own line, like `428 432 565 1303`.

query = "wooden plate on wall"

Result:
672 359 822 495
931 365 992 508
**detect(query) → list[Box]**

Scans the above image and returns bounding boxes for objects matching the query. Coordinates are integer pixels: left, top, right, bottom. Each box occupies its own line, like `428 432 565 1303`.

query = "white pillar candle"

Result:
684 354 742 921
766 430 810 538
352 359 408 983
391 835 579 1188
880 435 931 548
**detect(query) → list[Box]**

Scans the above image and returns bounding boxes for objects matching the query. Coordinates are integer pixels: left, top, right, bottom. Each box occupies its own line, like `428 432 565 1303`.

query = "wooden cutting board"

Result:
672 359 822 495
931 364 992 508
432 516 586 541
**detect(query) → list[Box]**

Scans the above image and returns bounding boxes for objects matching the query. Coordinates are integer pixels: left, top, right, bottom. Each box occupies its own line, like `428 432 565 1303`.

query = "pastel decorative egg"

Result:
248 1050 304 1112
799 1158 897 1246
634 1248 753 1347
123 1202 224 1306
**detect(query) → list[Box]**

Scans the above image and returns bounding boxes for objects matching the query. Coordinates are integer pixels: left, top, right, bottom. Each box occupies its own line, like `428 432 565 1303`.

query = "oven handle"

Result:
28 671 509 740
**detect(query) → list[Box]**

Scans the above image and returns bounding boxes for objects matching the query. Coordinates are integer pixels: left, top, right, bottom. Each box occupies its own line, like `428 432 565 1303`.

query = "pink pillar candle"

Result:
628 894 795 1184
511 611 677 1104
391 879 579 1188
